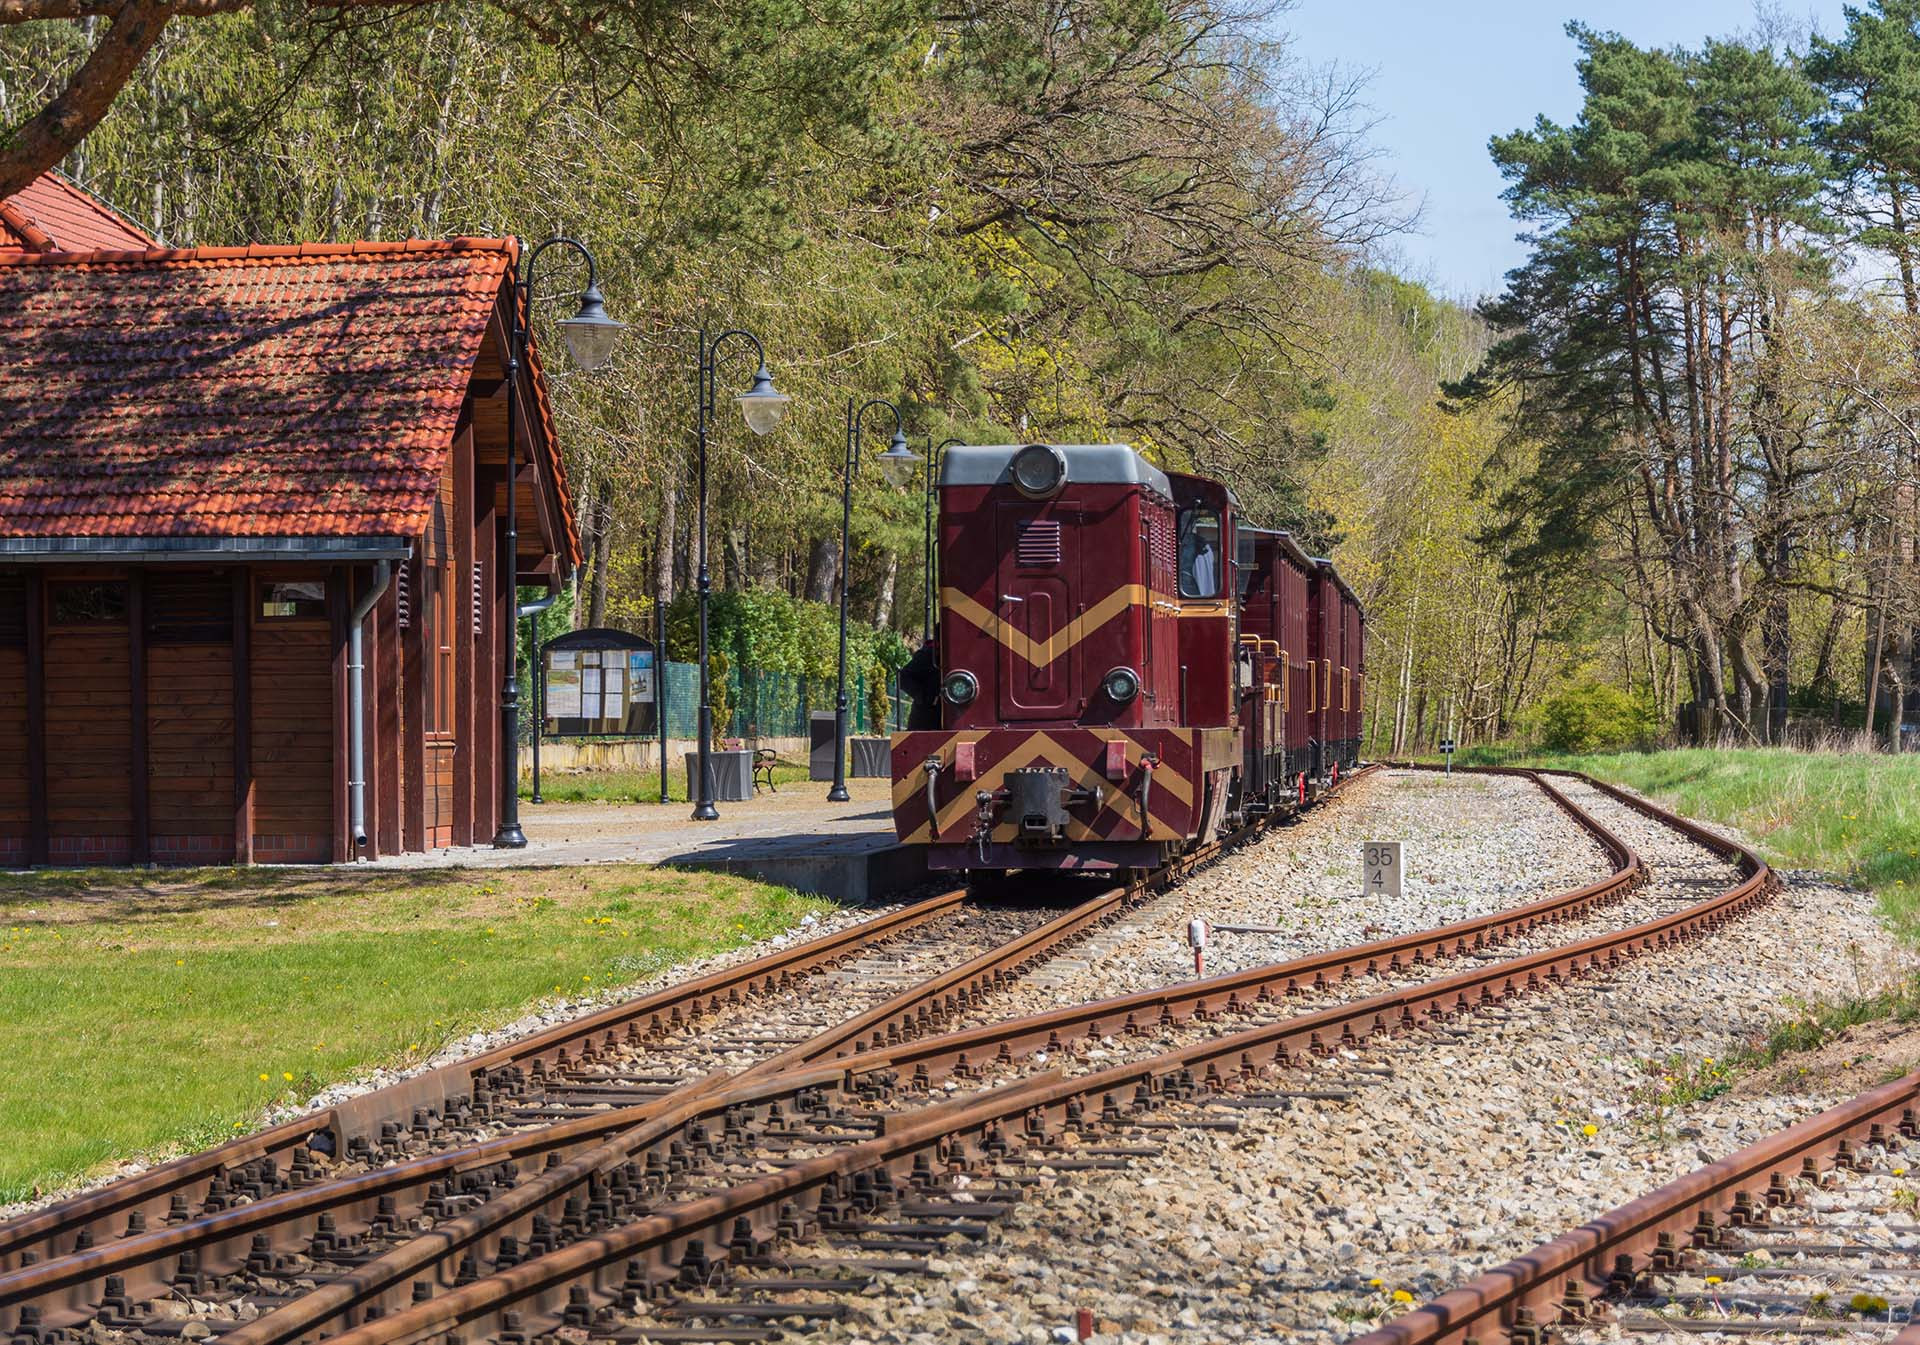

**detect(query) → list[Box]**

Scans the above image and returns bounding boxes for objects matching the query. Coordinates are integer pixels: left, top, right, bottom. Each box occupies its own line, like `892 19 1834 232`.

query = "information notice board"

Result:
540 630 658 737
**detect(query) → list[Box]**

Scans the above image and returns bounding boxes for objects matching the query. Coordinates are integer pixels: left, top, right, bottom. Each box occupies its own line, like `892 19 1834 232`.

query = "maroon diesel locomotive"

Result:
891 443 1364 874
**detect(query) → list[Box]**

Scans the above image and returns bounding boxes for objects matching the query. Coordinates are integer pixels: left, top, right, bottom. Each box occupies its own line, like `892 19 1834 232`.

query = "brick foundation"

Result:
253 833 331 864
150 834 238 865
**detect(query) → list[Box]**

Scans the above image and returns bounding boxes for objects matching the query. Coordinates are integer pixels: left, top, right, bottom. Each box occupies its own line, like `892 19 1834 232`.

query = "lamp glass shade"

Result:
557 282 624 371
877 429 922 485
735 366 791 435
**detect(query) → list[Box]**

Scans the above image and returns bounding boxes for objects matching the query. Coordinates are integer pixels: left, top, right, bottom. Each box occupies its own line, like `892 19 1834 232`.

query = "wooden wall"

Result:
0 575 27 865
251 594 335 863
44 593 134 865
0 420 515 866
147 570 237 863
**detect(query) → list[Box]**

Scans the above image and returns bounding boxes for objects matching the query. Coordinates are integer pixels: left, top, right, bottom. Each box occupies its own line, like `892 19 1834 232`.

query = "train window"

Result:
1177 508 1221 598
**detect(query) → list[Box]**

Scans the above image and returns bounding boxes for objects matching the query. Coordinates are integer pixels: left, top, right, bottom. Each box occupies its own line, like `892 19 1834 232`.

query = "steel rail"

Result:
226 770 1774 1345
2 764 1378 1279
0 882 1138 1323
0 769 1384 1324
0 887 970 1269
826 768 1643 1092
194 771 1393 1345
1351 1070 1920 1345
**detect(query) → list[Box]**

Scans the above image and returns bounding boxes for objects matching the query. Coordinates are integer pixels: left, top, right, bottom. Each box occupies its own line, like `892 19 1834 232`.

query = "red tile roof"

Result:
0 238 580 568
0 171 155 253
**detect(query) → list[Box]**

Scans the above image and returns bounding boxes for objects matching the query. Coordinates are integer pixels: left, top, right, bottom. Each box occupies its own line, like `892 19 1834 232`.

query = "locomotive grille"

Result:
1016 520 1062 567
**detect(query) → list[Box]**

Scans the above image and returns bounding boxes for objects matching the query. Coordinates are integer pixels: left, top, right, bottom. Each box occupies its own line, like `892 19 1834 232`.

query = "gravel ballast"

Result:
810 774 1900 1345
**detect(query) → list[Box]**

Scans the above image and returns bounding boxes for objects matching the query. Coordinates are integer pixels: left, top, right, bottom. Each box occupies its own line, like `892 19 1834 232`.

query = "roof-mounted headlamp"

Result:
1010 444 1068 498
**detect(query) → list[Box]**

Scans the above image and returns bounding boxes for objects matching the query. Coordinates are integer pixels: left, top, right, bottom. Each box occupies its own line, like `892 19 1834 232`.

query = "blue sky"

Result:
1279 0 1853 301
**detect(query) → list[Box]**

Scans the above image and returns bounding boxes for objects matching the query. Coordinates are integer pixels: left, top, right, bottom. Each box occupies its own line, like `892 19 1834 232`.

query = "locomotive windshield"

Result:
1178 507 1222 598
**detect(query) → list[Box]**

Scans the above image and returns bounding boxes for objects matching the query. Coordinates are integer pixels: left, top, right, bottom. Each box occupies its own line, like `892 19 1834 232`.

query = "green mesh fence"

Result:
655 661 902 741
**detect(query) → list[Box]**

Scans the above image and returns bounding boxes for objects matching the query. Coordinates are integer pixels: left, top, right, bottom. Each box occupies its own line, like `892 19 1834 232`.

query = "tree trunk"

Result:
804 536 838 604
873 552 898 628
657 483 679 604
587 481 613 630
723 527 747 592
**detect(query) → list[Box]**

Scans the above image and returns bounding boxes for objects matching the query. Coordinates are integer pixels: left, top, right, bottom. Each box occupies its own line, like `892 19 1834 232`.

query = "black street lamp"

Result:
692 328 790 820
494 236 623 849
830 396 919 803
924 437 967 643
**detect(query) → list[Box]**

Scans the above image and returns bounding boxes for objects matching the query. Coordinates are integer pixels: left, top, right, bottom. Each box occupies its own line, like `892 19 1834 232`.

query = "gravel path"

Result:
813 779 1896 1345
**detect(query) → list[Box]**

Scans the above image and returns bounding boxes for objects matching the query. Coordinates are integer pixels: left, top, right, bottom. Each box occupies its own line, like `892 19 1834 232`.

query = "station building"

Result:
0 174 579 864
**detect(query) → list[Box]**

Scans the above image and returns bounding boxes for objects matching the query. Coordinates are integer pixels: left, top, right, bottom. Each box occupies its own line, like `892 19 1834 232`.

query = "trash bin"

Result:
685 749 754 803
809 712 838 781
850 736 889 778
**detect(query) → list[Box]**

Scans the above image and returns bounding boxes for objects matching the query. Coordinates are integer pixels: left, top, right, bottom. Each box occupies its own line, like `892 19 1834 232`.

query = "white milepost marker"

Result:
1362 841 1403 900
1188 917 1211 978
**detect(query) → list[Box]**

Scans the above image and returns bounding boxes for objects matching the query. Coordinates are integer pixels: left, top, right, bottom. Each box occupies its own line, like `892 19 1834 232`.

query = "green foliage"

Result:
661 587 905 735
1531 679 1655 753
707 649 734 748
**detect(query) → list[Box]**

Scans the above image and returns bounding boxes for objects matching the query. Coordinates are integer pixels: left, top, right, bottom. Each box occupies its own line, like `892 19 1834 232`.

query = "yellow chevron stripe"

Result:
941 584 1146 668
894 729 1190 813
899 731 1193 845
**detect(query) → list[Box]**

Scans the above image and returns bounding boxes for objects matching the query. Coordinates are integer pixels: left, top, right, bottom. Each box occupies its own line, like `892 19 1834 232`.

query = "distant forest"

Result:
1 0 1916 751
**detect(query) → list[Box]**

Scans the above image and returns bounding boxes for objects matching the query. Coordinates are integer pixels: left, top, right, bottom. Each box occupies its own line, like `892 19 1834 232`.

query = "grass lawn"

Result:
0 865 834 1204
523 758 815 804
1447 746 1920 928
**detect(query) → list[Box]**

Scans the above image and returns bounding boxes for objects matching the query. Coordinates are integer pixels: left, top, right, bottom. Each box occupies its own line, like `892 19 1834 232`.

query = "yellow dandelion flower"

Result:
1583 1124 1598 1138
258 1072 269 1082
1706 1277 1722 1286
1392 1290 1414 1304
282 1071 293 1081
1367 1278 1383 1288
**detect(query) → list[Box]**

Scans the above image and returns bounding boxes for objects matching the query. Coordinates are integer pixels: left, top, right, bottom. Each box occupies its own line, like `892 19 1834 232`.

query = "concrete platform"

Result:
366 781 923 900
664 830 928 903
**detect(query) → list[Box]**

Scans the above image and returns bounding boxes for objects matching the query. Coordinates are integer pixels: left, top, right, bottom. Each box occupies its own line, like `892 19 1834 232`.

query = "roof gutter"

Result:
0 537 413 563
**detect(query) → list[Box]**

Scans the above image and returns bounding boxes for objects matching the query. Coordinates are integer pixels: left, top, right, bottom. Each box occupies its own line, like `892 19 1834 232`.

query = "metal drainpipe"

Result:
348 560 394 854
517 591 562 803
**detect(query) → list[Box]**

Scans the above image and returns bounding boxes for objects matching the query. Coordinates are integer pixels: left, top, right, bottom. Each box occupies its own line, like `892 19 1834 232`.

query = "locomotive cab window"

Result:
1177 507 1222 598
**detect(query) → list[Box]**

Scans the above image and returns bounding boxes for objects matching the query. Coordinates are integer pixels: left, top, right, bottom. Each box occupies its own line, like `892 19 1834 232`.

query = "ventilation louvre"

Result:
1016 520 1062 568
146 573 233 645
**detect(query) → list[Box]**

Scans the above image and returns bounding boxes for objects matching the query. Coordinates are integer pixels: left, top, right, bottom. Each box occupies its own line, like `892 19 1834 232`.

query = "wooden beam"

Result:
25 577 46 866
330 566 350 863
475 465 498 844
128 570 148 864
403 549 426 853
375 575 402 858
452 426 475 847
232 568 252 864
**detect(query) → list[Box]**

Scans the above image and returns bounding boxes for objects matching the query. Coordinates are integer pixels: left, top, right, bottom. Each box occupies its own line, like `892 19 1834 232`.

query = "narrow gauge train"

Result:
891 442 1365 874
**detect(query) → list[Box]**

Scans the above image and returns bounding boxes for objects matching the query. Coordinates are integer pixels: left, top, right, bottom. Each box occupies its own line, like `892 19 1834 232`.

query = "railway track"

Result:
1356 1067 1920 1345
0 767 1764 1345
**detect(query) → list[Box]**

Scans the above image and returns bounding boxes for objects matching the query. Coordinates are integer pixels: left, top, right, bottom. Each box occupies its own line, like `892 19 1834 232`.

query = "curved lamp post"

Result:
692 329 790 820
924 437 968 643
830 397 919 803
495 236 623 849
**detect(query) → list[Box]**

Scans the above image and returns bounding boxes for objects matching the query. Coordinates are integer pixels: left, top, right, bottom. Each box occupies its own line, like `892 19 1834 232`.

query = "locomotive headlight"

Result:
1010 444 1068 498
942 670 979 706
1102 666 1141 704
